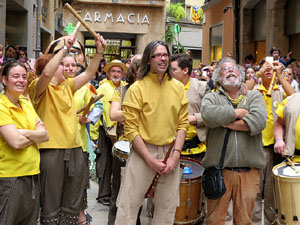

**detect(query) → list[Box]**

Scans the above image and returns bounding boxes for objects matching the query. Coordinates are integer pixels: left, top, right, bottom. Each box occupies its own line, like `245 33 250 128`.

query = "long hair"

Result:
126 58 141 85
139 40 172 80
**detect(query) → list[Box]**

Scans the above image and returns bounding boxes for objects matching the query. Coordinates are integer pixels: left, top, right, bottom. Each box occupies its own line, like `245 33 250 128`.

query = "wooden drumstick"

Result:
76 94 104 115
286 156 300 173
64 3 98 40
67 21 81 45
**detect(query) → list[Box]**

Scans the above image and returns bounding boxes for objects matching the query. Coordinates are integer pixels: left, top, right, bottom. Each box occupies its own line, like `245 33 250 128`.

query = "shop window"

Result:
84 37 135 62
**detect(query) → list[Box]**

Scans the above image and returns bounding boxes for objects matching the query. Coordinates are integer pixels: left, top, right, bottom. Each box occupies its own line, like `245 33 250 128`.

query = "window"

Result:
210 24 223 62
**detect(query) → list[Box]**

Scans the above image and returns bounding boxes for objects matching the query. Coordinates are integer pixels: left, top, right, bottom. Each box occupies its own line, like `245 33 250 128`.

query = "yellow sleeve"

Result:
27 78 38 104
122 87 142 142
123 106 140 142
275 98 287 119
177 91 189 131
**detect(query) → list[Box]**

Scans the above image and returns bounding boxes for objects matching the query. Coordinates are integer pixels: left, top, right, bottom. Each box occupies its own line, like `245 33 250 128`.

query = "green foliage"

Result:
163 25 175 44
167 3 186 22
198 7 204 23
162 24 185 54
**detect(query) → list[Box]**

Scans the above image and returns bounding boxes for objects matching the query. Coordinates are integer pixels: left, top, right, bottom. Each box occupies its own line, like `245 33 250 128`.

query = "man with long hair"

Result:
114 41 189 225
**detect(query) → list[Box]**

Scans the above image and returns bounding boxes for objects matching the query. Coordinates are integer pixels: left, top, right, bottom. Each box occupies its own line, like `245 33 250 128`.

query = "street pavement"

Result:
86 180 149 225
86 180 264 225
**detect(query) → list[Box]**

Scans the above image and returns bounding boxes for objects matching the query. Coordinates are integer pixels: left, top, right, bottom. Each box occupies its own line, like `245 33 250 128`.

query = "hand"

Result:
36 118 46 130
274 139 286 157
287 52 292 59
235 108 248 119
162 155 179 175
147 158 166 175
79 115 89 124
64 34 76 50
259 62 272 75
188 115 197 125
95 34 106 54
272 61 284 75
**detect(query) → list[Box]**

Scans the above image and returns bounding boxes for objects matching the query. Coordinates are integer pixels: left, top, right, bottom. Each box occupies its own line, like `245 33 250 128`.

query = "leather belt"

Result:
224 167 251 172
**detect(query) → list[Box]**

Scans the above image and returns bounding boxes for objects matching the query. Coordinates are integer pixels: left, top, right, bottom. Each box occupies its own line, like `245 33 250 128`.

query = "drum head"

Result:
113 140 130 154
273 162 300 178
180 157 204 181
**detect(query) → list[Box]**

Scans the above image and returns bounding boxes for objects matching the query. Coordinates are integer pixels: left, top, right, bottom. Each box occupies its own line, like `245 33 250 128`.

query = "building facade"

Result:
202 0 300 65
166 0 204 67
0 0 64 58
64 0 166 62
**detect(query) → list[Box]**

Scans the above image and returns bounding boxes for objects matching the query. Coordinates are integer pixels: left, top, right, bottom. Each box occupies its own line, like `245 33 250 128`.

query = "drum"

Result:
174 157 205 225
273 162 300 225
112 140 130 162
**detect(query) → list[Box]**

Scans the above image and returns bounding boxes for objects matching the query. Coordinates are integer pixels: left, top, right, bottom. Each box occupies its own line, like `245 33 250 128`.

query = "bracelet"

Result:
173 149 181 154
275 138 283 143
256 72 261 77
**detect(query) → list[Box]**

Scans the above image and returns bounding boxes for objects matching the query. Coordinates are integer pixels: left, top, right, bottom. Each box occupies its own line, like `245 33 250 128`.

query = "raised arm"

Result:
34 35 75 102
274 61 295 96
74 34 106 92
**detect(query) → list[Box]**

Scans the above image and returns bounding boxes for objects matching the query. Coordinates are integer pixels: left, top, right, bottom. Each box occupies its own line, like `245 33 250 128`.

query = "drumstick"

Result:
76 94 104 115
286 156 300 173
145 140 175 198
64 3 98 40
67 21 81 45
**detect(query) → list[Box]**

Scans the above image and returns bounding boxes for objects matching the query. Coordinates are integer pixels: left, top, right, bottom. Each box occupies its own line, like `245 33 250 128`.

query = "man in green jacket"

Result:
201 57 267 225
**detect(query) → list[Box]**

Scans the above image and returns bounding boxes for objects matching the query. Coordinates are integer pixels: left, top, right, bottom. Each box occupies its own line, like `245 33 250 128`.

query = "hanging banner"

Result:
192 6 200 23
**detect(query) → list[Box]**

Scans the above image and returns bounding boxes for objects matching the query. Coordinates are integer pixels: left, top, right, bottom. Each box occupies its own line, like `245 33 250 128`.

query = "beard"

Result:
221 72 242 88
111 77 121 85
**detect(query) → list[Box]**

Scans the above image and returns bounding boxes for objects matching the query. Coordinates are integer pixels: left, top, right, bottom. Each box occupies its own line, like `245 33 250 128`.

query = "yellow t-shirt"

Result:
90 80 126 140
0 93 40 177
28 78 82 149
181 79 206 155
257 84 282 146
74 85 92 152
276 98 300 150
122 72 189 145
111 89 121 103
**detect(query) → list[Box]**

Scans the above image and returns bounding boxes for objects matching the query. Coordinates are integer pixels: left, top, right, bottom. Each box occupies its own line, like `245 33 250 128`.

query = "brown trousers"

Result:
0 175 39 225
39 148 86 225
206 168 260 225
115 142 182 225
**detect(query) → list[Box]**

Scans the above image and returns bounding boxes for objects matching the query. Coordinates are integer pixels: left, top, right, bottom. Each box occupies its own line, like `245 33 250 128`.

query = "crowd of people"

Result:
1 32 300 225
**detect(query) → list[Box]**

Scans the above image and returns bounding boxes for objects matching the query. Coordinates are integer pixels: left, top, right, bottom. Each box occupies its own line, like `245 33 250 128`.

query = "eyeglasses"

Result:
221 66 238 72
151 53 169 59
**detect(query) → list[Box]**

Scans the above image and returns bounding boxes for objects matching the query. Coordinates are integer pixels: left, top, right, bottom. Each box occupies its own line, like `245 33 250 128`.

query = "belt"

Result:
225 167 251 172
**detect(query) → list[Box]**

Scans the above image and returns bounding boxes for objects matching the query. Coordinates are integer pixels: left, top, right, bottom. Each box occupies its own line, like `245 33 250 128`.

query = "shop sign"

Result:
77 11 150 25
